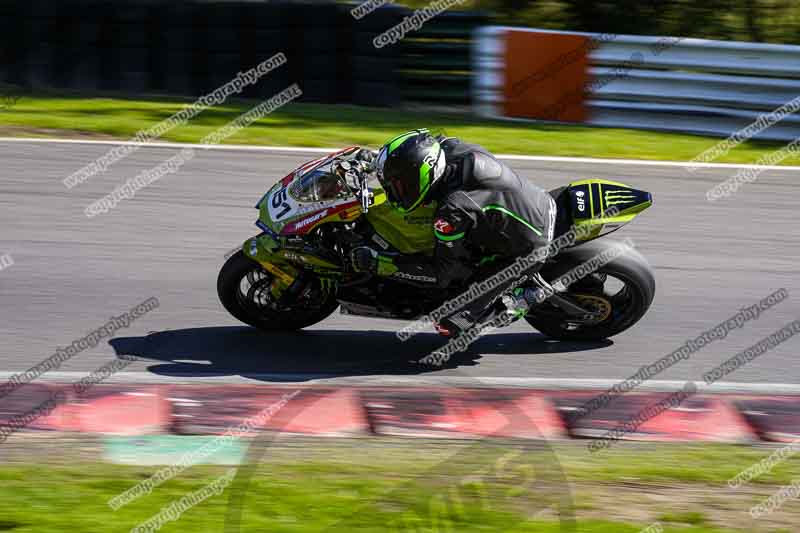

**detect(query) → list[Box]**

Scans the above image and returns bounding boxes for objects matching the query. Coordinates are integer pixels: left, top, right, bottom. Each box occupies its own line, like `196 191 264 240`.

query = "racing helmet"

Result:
375 129 446 213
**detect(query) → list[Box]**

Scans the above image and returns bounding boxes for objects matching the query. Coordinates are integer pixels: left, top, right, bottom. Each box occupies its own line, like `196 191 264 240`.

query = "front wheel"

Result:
525 240 655 341
217 251 339 331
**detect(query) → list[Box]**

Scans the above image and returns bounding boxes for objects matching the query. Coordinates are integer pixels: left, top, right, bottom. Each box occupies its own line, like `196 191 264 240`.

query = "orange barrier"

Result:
503 30 591 122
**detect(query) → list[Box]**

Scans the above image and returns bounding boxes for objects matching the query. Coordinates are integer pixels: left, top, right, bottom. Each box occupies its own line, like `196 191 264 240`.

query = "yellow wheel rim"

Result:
573 294 612 324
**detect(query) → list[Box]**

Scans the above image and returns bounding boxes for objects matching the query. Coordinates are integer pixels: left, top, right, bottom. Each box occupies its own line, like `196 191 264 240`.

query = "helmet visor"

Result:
385 175 412 209
376 146 413 209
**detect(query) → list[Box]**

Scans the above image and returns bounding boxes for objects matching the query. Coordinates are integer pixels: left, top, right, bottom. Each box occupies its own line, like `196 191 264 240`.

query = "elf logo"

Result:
575 190 586 212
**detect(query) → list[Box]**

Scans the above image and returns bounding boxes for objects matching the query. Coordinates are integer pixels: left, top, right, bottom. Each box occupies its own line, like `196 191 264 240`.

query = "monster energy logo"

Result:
604 190 637 207
319 277 338 294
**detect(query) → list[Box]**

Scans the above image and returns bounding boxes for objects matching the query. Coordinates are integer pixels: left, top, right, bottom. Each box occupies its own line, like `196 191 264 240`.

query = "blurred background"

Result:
2 0 797 108
1 2 800 532
481 0 799 43
2 0 798 142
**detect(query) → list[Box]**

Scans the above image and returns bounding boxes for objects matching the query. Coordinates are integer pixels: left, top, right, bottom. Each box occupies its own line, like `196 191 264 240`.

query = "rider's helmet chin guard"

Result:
375 129 447 214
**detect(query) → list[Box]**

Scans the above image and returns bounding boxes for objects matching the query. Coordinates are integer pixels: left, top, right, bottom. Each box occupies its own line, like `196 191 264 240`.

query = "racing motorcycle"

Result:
218 147 655 340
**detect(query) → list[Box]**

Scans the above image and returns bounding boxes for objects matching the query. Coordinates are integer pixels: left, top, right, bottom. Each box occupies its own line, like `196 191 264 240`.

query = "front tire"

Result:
217 251 339 331
525 240 655 341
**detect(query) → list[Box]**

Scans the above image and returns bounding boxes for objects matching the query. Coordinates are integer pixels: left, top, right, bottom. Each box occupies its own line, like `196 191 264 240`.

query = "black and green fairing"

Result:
567 179 653 241
376 129 446 214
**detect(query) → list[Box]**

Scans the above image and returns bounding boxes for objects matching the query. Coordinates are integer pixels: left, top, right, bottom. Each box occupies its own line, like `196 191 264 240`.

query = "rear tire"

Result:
217 251 339 331
525 240 655 341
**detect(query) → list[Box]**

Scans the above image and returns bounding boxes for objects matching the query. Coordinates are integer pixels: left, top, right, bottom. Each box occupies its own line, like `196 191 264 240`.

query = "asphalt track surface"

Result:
0 139 798 386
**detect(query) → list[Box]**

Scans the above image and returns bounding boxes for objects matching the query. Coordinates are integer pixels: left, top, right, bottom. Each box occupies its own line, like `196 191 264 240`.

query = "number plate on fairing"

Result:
267 185 298 223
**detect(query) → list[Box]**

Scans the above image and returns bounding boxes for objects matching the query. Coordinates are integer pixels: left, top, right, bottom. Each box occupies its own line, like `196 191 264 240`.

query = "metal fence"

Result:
473 27 800 141
592 34 800 140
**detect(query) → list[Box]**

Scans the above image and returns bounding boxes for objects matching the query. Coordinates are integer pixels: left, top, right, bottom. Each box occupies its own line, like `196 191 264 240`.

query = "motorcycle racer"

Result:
350 129 557 336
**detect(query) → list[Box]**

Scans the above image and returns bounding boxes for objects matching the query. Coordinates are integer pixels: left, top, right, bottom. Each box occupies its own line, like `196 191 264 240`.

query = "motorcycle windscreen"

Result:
289 169 350 203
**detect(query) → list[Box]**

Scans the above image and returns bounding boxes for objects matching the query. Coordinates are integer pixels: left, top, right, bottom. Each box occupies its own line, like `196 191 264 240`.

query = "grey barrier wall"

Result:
473 27 800 140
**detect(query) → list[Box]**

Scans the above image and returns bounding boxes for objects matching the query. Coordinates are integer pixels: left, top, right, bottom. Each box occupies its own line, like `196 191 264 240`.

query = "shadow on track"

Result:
110 326 612 382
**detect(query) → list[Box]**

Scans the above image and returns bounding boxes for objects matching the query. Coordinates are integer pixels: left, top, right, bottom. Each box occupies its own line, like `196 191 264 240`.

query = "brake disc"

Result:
572 294 612 324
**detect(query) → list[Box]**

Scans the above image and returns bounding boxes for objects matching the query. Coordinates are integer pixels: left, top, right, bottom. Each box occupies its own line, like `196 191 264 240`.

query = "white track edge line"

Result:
1 372 798 394
0 137 798 171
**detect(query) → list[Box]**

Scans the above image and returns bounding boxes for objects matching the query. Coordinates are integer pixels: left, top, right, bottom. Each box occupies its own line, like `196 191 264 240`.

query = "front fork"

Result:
241 234 341 302
242 235 299 301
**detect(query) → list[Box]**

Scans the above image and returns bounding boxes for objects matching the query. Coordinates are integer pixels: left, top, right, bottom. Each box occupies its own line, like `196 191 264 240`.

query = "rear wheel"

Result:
525 241 655 341
217 251 339 331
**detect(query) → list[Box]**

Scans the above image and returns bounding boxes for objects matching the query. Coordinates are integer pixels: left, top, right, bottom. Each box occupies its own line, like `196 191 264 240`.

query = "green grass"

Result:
554 442 800 486
1 92 798 166
0 439 793 532
659 511 708 525
0 462 732 533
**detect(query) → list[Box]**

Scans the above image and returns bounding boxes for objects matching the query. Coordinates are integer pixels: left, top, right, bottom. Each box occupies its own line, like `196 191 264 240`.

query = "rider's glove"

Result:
350 246 398 277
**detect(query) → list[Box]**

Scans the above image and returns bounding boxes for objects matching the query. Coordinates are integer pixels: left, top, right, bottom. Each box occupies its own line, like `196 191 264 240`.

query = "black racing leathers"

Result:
391 137 556 292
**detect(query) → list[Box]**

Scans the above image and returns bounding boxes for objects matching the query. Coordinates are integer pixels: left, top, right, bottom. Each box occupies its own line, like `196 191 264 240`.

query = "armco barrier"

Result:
2 383 799 444
473 26 800 141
